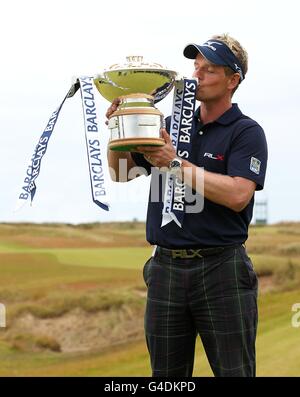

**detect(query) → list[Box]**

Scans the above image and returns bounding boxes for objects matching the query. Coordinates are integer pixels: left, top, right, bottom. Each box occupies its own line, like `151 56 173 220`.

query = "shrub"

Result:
35 336 61 352
279 243 300 255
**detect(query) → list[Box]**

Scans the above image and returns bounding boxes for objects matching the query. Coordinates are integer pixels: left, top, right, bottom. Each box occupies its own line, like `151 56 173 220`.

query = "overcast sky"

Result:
0 0 299 224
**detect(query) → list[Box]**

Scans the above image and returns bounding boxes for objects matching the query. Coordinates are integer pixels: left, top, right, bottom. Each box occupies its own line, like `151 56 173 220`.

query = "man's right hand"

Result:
105 98 121 125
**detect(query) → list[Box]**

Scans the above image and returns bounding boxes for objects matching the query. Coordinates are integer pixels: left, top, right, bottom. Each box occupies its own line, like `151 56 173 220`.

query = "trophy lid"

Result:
107 55 167 71
94 56 178 103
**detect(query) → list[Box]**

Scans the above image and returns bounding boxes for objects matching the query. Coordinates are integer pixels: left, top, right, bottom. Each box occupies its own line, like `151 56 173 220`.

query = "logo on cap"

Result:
234 63 242 73
202 41 223 51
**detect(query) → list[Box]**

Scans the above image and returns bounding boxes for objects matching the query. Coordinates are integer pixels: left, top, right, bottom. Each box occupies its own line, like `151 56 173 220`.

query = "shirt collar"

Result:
194 103 243 126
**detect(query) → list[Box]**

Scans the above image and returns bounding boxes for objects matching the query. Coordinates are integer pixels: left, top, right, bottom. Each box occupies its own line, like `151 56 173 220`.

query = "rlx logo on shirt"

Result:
204 152 225 161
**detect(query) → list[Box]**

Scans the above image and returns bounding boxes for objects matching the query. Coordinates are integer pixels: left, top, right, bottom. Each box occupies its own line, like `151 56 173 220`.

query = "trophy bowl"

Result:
94 56 178 151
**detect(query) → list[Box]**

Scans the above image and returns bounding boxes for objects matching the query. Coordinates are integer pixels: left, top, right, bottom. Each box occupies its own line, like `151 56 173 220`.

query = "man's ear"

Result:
228 73 240 91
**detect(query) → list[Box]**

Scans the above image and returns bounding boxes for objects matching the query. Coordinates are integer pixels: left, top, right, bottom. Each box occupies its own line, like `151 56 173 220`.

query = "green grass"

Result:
1 222 300 376
0 248 150 325
0 248 152 287
256 290 300 376
54 247 153 269
0 289 299 376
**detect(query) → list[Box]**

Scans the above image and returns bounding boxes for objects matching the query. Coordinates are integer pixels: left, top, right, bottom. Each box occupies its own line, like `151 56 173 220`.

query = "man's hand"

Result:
135 129 176 168
105 98 121 125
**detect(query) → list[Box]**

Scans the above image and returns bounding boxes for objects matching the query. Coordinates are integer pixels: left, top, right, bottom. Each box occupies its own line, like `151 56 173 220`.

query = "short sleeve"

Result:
227 122 268 190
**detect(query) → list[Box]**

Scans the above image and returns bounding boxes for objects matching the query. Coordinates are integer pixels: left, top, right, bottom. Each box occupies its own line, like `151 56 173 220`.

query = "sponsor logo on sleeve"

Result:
250 157 261 174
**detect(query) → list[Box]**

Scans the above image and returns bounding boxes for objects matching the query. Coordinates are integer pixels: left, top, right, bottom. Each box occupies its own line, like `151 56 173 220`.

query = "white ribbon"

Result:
16 77 110 212
79 77 109 211
161 79 184 227
161 78 197 228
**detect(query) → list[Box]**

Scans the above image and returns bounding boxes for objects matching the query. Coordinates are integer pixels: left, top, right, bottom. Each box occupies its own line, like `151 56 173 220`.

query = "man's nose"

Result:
193 69 202 80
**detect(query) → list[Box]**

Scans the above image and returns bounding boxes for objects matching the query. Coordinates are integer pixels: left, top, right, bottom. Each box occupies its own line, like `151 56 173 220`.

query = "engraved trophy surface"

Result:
94 56 178 151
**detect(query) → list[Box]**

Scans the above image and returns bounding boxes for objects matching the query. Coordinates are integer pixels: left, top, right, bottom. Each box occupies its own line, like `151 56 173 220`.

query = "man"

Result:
106 34 268 377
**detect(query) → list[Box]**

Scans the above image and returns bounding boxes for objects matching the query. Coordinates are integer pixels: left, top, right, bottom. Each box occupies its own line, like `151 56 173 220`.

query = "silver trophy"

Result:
94 56 177 151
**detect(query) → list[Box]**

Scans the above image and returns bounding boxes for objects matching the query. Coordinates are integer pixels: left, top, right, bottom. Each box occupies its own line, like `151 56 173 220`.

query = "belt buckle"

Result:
171 249 203 259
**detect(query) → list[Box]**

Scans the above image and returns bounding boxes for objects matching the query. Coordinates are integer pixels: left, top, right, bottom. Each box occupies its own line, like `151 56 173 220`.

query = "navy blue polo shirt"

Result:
131 104 268 248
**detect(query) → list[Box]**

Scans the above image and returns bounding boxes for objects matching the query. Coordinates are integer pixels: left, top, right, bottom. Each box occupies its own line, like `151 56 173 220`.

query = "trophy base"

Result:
109 137 165 151
108 94 165 151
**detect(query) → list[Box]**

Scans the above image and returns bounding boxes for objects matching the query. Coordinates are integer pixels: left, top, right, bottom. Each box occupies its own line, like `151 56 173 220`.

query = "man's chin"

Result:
196 87 205 102
196 93 206 102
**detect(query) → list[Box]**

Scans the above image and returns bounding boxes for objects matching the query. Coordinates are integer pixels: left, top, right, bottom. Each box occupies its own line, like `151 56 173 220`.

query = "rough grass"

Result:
1 222 300 376
279 242 300 255
9 289 144 320
0 222 147 249
9 333 61 353
0 288 299 376
246 223 300 256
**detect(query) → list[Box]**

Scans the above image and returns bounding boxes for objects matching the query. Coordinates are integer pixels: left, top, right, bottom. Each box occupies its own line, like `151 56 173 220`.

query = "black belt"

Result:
156 245 240 259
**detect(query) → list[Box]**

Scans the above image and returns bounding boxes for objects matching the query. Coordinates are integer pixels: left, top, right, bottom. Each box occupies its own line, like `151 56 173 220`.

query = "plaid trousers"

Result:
143 244 258 377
